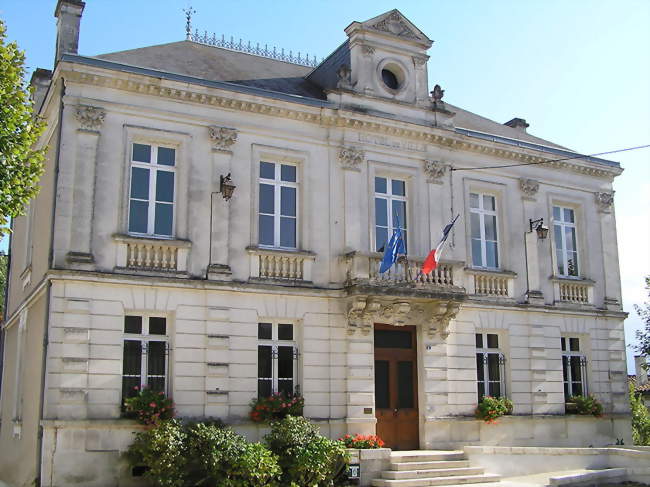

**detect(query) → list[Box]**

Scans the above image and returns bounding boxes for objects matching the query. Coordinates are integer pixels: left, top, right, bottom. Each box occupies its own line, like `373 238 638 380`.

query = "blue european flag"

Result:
379 225 405 274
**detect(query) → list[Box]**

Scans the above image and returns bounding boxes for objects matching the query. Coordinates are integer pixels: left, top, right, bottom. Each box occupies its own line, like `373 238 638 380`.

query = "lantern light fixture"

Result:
219 173 236 201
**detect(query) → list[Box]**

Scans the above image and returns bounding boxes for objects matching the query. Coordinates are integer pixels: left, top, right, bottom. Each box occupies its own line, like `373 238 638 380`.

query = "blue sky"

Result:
1 1 648 371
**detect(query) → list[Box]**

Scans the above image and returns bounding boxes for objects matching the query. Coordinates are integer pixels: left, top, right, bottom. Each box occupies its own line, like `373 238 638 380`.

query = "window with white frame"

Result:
257 322 299 398
122 315 169 401
476 332 506 399
374 176 407 252
553 206 579 277
258 162 298 249
128 143 176 238
470 192 499 269
561 336 587 400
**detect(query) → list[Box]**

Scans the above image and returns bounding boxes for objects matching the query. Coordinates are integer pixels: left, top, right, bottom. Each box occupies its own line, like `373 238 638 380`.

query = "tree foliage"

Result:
634 276 650 359
630 382 650 446
0 20 46 235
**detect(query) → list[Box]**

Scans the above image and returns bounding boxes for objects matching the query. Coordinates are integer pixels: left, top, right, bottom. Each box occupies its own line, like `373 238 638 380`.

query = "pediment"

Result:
361 9 432 45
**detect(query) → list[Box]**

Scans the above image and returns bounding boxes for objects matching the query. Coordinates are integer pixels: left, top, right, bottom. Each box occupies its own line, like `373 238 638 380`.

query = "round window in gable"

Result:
381 68 399 90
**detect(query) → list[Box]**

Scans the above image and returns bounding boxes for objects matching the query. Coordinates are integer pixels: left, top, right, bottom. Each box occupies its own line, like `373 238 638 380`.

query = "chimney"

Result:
504 117 530 133
635 355 649 385
30 68 53 114
54 0 85 64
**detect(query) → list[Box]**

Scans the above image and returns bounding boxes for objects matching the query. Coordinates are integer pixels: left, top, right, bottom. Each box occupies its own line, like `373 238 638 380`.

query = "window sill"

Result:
464 267 517 278
246 245 315 258
114 234 191 248
550 275 595 284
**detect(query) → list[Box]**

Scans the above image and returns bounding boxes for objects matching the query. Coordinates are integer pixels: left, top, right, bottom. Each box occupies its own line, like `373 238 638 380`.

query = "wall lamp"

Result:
529 218 549 240
219 173 236 201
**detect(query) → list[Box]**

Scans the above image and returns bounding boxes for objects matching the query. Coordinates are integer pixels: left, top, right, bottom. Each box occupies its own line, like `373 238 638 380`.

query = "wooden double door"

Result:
374 324 419 450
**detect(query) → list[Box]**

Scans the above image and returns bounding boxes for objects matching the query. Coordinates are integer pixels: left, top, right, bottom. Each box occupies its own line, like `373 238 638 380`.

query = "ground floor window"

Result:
122 315 169 401
258 321 299 397
476 332 506 399
562 336 587 399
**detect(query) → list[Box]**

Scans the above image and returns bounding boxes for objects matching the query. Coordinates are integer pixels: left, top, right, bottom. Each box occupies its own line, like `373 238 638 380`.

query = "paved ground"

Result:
442 470 648 487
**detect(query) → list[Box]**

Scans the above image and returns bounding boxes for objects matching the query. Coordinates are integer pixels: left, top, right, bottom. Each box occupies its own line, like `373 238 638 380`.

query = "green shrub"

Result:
475 396 513 423
186 423 280 487
264 416 349 487
123 386 174 425
125 420 280 487
568 395 603 417
630 382 650 445
125 419 188 487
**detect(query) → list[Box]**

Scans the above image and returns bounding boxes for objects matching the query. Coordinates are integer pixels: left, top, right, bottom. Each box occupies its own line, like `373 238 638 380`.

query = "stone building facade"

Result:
0 2 630 486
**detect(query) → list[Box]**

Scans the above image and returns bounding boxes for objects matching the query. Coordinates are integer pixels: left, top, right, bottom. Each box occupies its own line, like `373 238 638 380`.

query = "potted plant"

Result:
249 392 304 423
475 396 513 423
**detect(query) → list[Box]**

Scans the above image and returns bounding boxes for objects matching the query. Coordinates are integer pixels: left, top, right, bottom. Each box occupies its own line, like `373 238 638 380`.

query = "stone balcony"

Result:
552 276 595 306
463 268 517 299
247 246 316 284
113 234 191 277
343 252 465 296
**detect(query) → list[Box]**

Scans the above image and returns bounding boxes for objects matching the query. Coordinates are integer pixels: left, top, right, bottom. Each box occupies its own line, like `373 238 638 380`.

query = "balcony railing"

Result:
114 235 191 274
247 247 315 282
553 278 594 305
345 252 461 291
464 268 516 298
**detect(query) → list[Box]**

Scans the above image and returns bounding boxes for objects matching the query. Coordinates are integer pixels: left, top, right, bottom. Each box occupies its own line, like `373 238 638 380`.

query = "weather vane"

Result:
183 6 196 40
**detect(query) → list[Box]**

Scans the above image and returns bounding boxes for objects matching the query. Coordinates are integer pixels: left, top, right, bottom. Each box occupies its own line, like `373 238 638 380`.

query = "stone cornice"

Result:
60 67 622 180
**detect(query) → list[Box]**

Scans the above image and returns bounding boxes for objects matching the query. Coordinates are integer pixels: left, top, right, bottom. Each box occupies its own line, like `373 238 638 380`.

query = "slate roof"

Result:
96 41 324 99
94 40 570 151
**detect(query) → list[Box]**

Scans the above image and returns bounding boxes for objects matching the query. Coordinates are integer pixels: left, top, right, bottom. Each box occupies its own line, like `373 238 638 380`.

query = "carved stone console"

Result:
346 296 461 339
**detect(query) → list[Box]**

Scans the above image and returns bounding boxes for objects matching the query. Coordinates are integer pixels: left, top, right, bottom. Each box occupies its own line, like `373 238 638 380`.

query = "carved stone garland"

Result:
595 191 614 212
519 178 539 200
369 12 419 40
423 160 449 184
75 105 106 131
338 147 365 171
209 126 238 151
346 296 461 339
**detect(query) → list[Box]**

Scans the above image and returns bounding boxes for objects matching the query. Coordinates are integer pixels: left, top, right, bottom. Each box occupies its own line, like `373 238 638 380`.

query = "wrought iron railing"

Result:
188 31 319 67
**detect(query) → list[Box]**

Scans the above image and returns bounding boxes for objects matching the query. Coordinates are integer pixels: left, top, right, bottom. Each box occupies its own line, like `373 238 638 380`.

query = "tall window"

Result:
259 162 297 249
553 206 579 277
562 336 587 400
470 193 498 268
476 332 506 399
122 315 169 401
128 143 176 237
374 176 407 252
257 322 298 397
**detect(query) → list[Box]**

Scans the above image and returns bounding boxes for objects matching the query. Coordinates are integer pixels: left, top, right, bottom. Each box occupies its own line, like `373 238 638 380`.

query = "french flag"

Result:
421 215 459 274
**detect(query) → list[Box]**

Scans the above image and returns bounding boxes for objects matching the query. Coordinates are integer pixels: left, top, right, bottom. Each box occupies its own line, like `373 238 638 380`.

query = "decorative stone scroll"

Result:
338 147 365 171
519 178 540 199
423 160 449 184
336 64 353 90
346 296 461 338
595 191 614 212
208 126 238 151
74 105 105 131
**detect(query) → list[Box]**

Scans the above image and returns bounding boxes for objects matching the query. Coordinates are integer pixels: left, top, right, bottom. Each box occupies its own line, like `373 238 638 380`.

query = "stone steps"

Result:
371 450 501 487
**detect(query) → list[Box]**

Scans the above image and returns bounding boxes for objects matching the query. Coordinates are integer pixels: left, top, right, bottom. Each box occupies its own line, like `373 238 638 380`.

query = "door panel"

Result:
374 324 419 450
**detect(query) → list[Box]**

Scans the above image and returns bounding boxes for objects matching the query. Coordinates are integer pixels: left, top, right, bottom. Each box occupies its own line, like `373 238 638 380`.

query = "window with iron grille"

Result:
562 336 587 399
122 315 169 401
257 322 299 397
374 176 408 252
476 332 506 399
